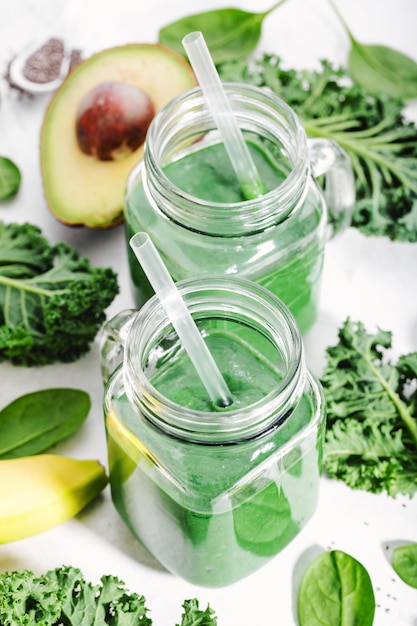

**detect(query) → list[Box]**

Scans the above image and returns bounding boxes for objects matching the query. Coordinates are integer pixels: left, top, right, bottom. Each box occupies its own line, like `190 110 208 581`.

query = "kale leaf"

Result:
320 318 417 497
0 566 217 625
0 569 61 626
48 567 151 625
218 56 417 241
0 221 119 365
177 599 218 626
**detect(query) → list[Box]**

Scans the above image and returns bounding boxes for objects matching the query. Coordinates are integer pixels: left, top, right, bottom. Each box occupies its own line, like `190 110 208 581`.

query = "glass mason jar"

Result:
100 277 326 587
124 83 354 335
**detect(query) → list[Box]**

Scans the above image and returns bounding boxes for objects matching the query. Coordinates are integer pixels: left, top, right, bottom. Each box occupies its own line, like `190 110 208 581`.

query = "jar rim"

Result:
139 83 310 235
123 276 307 443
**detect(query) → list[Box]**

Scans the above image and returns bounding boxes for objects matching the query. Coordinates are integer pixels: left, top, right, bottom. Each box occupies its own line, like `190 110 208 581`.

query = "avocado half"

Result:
40 44 196 228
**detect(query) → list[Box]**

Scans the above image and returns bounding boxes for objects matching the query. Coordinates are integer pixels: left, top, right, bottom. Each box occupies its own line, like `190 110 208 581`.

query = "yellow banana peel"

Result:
0 454 108 543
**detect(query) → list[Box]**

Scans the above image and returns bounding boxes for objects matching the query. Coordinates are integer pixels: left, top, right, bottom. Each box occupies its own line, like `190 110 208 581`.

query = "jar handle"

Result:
308 138 355 237
99 309 137 384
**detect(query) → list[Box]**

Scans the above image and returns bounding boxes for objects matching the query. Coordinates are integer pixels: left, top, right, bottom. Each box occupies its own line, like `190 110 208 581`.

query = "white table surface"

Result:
1 0 417 624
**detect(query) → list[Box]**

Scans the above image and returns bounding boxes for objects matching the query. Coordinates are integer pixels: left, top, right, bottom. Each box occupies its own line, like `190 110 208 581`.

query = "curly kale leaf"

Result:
0 221 119 365
0 566 150 625
0 566 218 625
320 319 417 497
218 56 417 241
0 569 61 626
177 599 218 626
47 566 151 625
0 221 53 278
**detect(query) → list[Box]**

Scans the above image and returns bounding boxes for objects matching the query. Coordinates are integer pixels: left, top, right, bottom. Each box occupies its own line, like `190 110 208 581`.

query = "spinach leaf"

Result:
392 543 417 588
0 157 21 200
328 0 417 99
233 481 299 556
158 0 287 65
298 550 375 626
0 388 91 458
349 43 417 100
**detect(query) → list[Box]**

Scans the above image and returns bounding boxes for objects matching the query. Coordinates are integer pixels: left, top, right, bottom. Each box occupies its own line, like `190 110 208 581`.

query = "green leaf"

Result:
158 0 287 65
392 543 417 588
0 157 21 200
218 55 417 242
0 221 119 366
320 318 417 497
48 567 152 625
298 550 375 626
233 481 299 556
0 222 52 278
0 569 61 626
178 599 218 626
0 388 91 458
349 42 417 100
328 0 417 99
0 565 217 625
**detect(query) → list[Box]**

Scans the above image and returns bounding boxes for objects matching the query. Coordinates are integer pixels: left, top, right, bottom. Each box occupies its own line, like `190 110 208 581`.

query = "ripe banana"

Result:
0 454 108 543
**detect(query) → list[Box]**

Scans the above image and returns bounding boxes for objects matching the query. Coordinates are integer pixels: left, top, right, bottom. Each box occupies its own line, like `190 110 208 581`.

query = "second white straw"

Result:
130 232 233 409
182 31 266 200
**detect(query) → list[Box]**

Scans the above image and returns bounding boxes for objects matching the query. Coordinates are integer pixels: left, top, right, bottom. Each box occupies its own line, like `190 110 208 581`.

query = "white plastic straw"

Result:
182 31 265 200
130 232 233 408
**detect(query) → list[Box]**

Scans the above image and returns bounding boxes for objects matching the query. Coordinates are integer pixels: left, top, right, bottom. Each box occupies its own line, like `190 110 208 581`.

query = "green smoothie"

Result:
125 139 325 334
163 139 287 203
106 329 322 587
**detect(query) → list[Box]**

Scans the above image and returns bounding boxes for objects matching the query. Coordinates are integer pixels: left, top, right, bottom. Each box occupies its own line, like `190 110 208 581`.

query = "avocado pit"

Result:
75 81 155 161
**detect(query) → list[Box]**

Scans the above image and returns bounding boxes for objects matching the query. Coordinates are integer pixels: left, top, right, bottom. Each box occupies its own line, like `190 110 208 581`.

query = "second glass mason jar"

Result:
101 277 326 587
124 83 354 335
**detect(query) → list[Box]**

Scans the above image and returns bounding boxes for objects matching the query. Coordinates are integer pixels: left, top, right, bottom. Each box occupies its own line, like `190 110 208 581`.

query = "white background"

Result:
0 0 417 624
